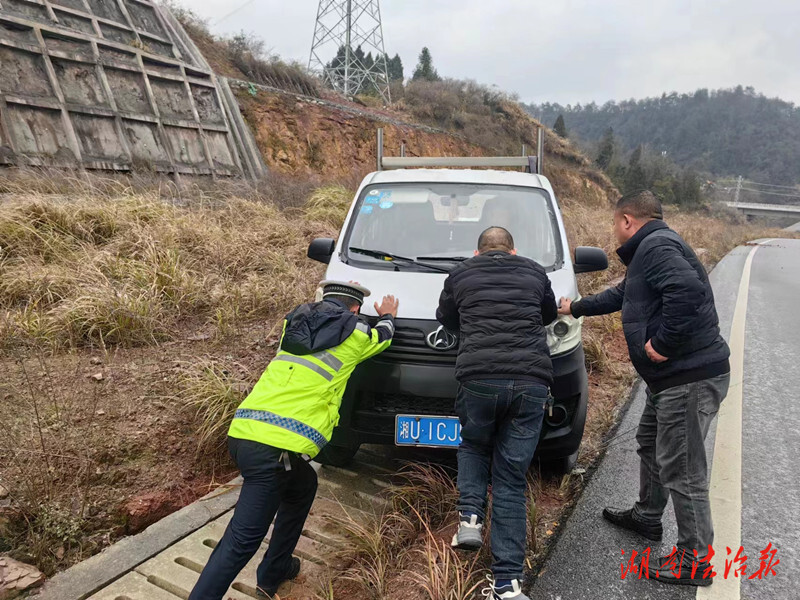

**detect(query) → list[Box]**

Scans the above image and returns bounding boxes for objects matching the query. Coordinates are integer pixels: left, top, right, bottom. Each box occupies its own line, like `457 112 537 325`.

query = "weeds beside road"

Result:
0 170 795 591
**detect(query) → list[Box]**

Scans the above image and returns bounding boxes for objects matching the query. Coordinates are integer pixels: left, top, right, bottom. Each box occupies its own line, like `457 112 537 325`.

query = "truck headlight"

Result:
547 315 582 354
553 321 569 338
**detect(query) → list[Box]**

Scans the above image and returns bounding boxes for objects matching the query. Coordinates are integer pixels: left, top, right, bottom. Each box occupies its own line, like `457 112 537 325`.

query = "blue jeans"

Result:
188 437 318 600
455 379 548 580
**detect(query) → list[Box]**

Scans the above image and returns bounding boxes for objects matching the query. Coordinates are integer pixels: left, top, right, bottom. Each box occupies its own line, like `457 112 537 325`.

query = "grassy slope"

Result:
0 174 345 573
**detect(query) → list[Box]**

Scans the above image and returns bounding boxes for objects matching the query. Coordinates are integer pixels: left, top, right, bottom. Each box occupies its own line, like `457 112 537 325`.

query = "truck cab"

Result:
307 153 608 472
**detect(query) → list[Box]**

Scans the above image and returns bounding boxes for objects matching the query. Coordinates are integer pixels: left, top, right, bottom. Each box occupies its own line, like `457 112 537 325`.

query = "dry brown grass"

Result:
166 2 321 98
0 171 337 574
390 463 460 533
304 184 354 228
0 175 335 352
0 353 107 573
179 359 252 456
325 463 488 599
333 509 418 599
412 533 486 600
399 79 599 171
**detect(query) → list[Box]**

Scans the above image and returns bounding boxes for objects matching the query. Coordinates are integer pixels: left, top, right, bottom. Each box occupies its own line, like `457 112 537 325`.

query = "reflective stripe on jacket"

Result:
228 300 394 457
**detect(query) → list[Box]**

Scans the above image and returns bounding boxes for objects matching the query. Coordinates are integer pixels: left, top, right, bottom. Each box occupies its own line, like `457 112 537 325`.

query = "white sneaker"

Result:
450 512 483 550
481 576 530 600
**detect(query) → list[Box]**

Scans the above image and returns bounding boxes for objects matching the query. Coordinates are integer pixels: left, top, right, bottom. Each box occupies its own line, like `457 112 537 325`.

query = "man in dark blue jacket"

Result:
437 226 557 600
559 190 730 587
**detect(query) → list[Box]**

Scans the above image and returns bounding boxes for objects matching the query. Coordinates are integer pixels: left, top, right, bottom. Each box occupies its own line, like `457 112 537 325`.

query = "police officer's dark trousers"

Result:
188 436 318 600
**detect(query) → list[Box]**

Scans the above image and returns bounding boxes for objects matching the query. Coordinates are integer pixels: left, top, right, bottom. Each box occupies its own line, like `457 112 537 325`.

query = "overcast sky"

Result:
186 0 800 106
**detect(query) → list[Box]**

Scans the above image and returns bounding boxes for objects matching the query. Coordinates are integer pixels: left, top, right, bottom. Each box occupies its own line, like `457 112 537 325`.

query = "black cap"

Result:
320 280 371 306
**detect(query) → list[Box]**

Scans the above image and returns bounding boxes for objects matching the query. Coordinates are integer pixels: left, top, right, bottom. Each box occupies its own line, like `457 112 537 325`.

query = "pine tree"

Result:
376 53 390 80
652 178 676 204
553 114 567 138
326 45 348 78
596 127 616 170
674 169 702 206
624 145 648 193
388 53 404 82
412 47 440 81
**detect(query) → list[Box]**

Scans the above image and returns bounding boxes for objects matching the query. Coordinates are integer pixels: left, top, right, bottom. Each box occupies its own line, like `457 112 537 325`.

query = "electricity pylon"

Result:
309 0 391 103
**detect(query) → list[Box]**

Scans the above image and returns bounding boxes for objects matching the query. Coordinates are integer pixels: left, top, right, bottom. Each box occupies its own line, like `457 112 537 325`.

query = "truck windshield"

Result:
344 183 562 270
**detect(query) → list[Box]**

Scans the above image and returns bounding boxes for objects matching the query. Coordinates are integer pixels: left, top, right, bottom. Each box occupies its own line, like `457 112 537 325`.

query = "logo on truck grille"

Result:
426 326 458 351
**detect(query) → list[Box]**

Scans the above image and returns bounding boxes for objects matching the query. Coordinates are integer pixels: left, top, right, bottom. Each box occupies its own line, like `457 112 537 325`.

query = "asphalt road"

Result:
530 238 800 600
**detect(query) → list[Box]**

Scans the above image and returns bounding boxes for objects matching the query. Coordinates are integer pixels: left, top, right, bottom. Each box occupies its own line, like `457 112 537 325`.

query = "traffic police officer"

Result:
189 281 399 600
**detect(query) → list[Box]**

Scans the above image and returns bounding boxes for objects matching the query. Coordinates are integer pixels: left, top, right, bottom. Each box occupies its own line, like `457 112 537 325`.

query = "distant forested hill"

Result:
526 86 800 185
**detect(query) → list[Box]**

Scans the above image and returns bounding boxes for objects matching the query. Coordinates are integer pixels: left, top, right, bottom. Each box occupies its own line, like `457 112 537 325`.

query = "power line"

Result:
740 187 800 199
213 0 259 26
743 180 800 191
719 178 799 191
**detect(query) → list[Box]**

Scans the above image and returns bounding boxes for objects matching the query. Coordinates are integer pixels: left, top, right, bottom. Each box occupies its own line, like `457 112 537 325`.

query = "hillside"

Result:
527 86 800 185
175 8 616 203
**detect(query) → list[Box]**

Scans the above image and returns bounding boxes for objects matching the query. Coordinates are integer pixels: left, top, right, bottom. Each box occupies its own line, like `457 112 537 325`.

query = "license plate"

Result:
395 415 462 448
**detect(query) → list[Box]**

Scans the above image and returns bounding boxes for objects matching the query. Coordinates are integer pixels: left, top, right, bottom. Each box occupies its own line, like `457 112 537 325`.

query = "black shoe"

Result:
602 507 663 541
256 557 301 598
648 555 713 587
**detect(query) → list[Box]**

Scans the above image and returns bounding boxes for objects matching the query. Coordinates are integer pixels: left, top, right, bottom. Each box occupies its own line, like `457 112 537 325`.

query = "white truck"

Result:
307 138 608 472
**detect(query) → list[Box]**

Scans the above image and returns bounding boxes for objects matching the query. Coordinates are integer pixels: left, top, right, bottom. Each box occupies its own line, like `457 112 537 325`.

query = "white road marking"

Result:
697 242 767 600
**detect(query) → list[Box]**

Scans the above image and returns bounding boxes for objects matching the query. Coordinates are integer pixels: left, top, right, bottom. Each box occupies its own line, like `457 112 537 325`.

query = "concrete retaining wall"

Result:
0 0 267 179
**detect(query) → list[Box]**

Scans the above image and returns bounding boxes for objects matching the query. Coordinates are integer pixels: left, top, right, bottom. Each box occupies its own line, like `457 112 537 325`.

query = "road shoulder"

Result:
529 247 750 599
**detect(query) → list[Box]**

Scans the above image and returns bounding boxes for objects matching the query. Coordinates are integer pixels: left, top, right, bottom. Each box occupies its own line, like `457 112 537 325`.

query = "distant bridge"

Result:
726 202 800 219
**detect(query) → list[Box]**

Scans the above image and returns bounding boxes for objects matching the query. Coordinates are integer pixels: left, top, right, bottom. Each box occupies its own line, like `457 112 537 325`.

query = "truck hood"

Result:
323 261 578 320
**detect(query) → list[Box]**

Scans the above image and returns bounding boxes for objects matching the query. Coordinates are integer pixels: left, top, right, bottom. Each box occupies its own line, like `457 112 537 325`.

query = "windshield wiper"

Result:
416 256 469 262
348 247 450 273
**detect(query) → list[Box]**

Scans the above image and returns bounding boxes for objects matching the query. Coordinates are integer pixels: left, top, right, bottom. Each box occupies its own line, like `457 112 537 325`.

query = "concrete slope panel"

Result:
0 1 267 179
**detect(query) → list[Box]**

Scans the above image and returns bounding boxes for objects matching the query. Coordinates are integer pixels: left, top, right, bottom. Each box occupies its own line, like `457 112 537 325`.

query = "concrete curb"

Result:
34 478 243 600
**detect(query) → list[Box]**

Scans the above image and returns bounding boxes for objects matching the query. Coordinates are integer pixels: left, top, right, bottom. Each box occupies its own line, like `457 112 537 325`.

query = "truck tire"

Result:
546 449 579 475
314 443 359 467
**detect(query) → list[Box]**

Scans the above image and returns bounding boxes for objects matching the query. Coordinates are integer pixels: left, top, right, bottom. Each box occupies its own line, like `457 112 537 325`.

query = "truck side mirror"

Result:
573 246 608 274
308 238 336 264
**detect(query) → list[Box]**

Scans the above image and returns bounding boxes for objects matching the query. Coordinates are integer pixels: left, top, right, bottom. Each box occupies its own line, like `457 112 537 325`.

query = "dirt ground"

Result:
0 320 284 573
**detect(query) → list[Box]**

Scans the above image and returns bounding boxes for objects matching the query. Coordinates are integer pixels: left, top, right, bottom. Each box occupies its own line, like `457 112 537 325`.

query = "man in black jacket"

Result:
437 227 557 600
559 191 730 587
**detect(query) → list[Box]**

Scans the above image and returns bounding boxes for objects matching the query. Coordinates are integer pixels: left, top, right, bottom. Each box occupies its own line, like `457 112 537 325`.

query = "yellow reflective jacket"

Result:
228 299 394 457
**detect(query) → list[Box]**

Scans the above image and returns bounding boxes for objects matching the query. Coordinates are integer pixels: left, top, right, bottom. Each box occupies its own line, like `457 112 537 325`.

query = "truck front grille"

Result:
357 392 456 416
